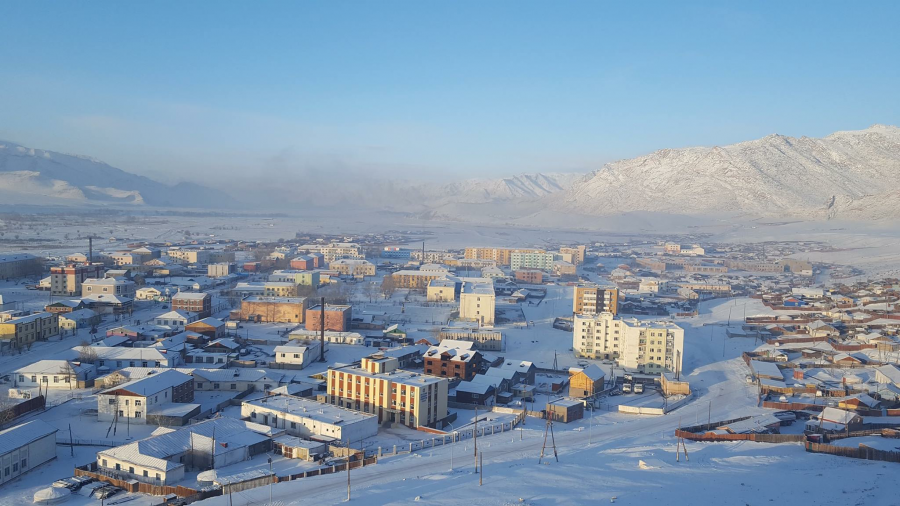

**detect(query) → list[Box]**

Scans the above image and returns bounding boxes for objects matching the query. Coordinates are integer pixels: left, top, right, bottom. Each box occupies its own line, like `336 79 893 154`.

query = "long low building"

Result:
242 394 378 444
0 419 58 486
238 296 308 323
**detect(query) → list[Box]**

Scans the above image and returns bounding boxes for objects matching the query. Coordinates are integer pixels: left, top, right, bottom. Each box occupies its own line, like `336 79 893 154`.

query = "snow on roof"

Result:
50 299 84 308
571 364 605 381
193 317 225 327
820 407 859 425
102 369 192 396
155 310 192 321
750 360 783 379
4 312 54 325
455 379 495 395
207 338 240 350
78 345 168 362
877 364 900 385
82 294 132 304
61 308 98 320
0 420 57 456
15 359 92 375
244 395 376 425
171 291 210 301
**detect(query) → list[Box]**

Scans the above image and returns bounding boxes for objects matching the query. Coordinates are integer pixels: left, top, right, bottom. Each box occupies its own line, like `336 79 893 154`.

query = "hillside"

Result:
0 142 226 208
550 124 900 219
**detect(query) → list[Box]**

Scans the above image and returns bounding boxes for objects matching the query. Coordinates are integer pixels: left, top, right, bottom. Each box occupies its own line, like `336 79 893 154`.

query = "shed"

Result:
546 399 584 423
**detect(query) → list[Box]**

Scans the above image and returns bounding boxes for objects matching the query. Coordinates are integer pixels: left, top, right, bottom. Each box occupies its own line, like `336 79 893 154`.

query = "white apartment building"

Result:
509 251 556 272
298 242 363 263
459 281 495 326
573 313 684 373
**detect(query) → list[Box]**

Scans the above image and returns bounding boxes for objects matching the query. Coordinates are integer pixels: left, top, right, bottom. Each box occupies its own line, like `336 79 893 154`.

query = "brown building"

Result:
573 283 619 315
240 296 308 323
546 398 584 423
306 304 351 332
185 317 226 340
171 292 212 318
45 300 87 314
423 342 483 381
514 269 543 284
568 365 605 398
50 263 104 297
290 256 315 270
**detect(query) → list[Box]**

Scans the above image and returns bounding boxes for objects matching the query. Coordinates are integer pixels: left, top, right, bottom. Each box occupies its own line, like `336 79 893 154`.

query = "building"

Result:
392 270 449 289
165 248 211 265
573 284 619 316
44 299 86 314
660 373 691 396
454 376 497 405
171 292 213 318
207 262 236 278
273 340 323 369
0 312 59 350
572 313 685 373
510 251 555 272
553 261 577 276
423 340 483 381
464 247 545 267
50 263 104 296
96 418 275 486
185 317 226 340
514 269 543 284
82 277 136 299
558 246 587 265
298 242 363 263
264 282 299 297
568 365 605 398
546 399 584 423
0 420 58 486
269 269 321 286
329 259 376 278
14 359 97 389
242 395 377 444
381 246 411 259
153 310 199 329
273 436 327 461
59 308 101 331
192 368 294 393
239 296 308 323
82 294 134 315
306 304 352 332
326 355 449 429
0 253 42 280
439 323 504 351
97 370 197 426
459 280 495 326
427 278 459 302
76 346 180 370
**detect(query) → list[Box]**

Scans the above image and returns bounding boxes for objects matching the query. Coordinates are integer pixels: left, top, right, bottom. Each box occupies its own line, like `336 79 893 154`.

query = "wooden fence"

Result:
674 429 806 443
805 441 900 464
0 395 45 428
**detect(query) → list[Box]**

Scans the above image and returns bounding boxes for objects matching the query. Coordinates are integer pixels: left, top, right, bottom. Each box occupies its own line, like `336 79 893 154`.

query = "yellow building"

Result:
0 312 59 349
326 355 449 429
463 247 545 267
573 284 618 315
329 259 376 278
572 313 684 373
558 246 586 265
264 282 299 297
426 278 457 302
392 270 448 289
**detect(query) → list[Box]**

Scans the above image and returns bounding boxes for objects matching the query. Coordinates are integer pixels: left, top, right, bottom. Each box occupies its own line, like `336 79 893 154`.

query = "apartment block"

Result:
573 283 619 315
326 355 449 429
171 292 212 318
269 270 320 286
558 246 587 265
464 247 545 267
242 395 377 444
0 253 42 280
329 259 376 278
239 296 308 323
50 263 104 296
572 313 684 373
510 251 556 272
298 242 362 263
207 262 236 278
514 269 543 284
82 277 136 299
0 312 59 349
165 248 211 265
459 281 495 326
392 270 448 289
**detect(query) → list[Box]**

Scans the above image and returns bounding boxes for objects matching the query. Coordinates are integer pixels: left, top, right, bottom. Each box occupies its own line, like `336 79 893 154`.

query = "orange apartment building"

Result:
305 304 351 332
464 247 545 267
573 283 619 315
514 269 543 284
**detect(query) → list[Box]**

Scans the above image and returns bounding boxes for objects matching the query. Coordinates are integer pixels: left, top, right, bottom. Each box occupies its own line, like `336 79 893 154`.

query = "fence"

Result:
805 441 900 464
0 395 45 428
74 465 201 497
674 429 806 443
57 437 125 447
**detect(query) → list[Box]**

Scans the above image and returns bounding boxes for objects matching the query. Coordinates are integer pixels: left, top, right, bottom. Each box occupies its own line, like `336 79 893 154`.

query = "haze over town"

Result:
1 2 900 506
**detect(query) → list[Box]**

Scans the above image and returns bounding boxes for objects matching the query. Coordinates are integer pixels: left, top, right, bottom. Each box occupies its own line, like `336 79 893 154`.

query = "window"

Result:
156 473 161 479
125 399 130 406
102 459 107 467
12 463 18 472
109 399 116 405
196 382 203 388
20 459 26 469
18 375 24 382
250 412 257 419
30 375 35 382
4 467 8 476
119 410 124 416
135 411 142 418
230 383 237 390
129 467 135 474
143 470 148 477
214 383 220 389
290 422 296 429
135 400 142 406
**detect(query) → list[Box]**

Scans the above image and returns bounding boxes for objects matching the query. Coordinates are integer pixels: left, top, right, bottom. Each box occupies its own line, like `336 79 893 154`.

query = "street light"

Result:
587 402 594 445
445 422 455 472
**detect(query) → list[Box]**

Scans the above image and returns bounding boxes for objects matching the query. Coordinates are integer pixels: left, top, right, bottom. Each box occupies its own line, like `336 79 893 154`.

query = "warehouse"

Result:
242 394 378 444
0 419 58 486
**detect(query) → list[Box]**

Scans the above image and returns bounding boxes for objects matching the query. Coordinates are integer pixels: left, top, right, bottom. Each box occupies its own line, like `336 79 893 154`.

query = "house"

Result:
44 299 87 314
14 360 97 389
830 353 867 366
185 317 226 340
0 312 59 351
192 369 293 393
838 393 880 411
82 294 134 315
568 365 605 398
153 310 199 329
749 360 784 381
0 420 58 486
274 340 323 369
875 364 900 387
454 376 497 406
423 340 484 381
242 395 378 444
426 278 459 302
97 370 198 426
58 309 101 331
96 418 276 486
546 398 584 423
74 345 180 371
806 407 863 433
485 359 536 386
171 292 212 318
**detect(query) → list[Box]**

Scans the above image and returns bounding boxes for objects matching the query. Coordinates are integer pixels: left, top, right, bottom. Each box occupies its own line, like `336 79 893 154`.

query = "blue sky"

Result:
1 1 898 184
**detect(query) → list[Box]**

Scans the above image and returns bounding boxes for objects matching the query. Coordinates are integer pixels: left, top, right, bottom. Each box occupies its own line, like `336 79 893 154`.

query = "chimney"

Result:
319 296 326 362
89 237 93 265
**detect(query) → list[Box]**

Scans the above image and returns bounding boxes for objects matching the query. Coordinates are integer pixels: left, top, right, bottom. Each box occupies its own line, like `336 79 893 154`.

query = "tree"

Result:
61 361 77 390
77 340 98 364
381 275 397 299
362 281 378 303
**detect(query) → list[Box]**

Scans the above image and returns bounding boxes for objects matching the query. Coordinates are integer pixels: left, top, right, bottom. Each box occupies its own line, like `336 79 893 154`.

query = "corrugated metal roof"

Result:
0 420 57 456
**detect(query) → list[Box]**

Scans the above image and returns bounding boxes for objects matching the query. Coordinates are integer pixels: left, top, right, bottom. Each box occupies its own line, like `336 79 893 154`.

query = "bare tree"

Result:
381 275 397 299
362 281 378 303
61 361 77 390
77 340 99 364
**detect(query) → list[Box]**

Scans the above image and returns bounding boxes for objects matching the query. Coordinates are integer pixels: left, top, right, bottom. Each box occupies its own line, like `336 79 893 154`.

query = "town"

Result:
0 228 898 505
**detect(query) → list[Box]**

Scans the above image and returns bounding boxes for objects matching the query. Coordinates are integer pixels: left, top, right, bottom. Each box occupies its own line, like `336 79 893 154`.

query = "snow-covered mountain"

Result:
0 141 226 208
551 124 900 219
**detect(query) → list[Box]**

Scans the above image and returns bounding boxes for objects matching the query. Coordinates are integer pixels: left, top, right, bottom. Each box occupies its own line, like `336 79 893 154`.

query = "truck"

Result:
622 383 632 394
633 382 644 394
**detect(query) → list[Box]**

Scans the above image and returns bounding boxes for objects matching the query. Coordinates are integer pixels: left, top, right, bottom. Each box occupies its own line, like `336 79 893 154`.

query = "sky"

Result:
1 1 899 186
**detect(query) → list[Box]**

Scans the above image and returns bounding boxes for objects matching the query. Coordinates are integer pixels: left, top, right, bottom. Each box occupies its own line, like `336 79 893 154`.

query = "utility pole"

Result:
479 453 483 486
474 405 479 472
268 457 273 505
346 439 352 502
319 296 326 362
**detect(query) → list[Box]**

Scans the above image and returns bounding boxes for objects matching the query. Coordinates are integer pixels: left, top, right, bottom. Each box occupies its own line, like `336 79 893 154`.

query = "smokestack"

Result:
319 296 326 362
422 241 425 263
89 237 93 264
